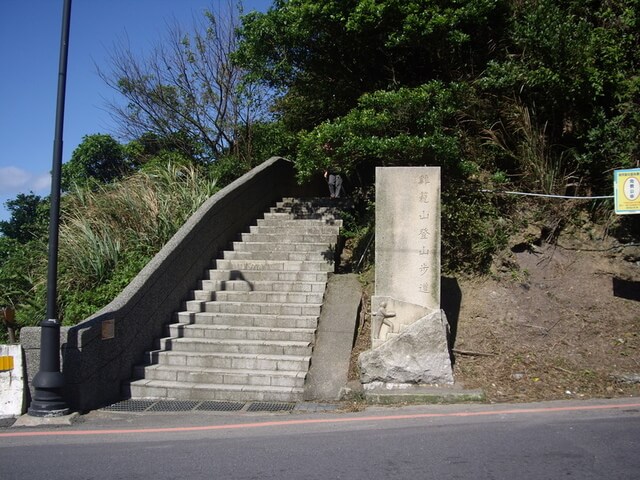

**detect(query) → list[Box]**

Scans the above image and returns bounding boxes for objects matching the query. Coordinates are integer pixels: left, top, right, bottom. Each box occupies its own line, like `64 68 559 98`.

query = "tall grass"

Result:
483 102 576 195
58 162 218 299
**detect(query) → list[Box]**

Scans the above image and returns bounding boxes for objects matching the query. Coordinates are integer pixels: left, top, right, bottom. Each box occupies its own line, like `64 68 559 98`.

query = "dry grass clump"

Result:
59 162 217 290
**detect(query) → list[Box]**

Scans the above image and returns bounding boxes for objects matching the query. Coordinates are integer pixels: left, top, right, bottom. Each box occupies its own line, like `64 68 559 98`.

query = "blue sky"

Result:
0 0 271 222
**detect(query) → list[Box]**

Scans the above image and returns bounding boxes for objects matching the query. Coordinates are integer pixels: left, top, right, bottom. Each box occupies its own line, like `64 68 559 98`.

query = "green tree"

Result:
296 82 470 181
0 194 49 339
236 0 506 130
481 0 640 189
296 82 506 271
62 134 132 191
213 119 298 187
0 235 48 341
0 193 49 243
100 3 271 165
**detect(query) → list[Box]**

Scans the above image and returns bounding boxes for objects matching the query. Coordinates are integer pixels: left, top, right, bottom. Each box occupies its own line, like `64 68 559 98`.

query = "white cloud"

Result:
0 167 30 190
0 167 51 195
32 173 52 192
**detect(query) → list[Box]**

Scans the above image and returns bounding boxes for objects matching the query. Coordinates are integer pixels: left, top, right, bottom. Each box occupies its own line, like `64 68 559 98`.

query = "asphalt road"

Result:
1 399 639 479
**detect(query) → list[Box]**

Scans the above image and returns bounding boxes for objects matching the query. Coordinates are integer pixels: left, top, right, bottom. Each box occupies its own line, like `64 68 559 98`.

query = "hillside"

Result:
454 223 639 402
350 218 640 403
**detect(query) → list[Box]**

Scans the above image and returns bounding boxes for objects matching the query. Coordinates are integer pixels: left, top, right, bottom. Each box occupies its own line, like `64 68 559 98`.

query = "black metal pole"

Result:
28 0 72 417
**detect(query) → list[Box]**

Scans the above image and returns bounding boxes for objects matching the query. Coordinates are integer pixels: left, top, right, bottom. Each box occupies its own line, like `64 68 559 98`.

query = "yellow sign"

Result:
0 356 14 371
614 169 640 214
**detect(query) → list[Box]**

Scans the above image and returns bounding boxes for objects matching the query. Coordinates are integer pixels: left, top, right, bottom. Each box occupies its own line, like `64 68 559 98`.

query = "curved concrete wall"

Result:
22 157 309 411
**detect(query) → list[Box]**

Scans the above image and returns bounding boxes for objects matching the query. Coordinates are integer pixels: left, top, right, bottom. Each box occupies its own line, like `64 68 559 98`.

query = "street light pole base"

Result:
27 405 70 418
28 394 70 417
28 370 70 417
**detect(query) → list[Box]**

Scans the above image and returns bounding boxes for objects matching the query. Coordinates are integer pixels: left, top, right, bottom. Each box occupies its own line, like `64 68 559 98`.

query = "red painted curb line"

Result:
2 402 639 439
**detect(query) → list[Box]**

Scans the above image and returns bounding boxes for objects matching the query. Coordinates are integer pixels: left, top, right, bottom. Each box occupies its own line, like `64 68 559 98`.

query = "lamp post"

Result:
28 0 72 417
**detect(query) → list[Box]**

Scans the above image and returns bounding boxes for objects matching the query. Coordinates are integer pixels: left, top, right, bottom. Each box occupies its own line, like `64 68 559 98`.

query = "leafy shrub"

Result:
295 81 509 271
60 250 152 325
0 237 48 341
295 81 469 182
61 134 133 191
56 162 218 323
441 183 510 273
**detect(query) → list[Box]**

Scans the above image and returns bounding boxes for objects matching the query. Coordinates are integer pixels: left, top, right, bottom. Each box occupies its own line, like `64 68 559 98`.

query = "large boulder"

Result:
359 309 453 386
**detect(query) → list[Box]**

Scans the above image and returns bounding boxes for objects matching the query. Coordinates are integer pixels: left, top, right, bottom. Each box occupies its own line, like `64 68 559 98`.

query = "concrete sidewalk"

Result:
304 273 362 401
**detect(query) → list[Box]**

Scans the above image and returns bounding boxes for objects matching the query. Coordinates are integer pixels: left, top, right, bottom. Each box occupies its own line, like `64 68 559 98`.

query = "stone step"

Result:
133 364 307 388
262 208 338 215
144 350 311 371
239 232 338 244
184 290 321 315
256 218 342 228
166 323 316 342
222 250 332 262
193 290 324 304
199 279 327 293
271 204 343 214
214 259 334 272
272 201 337 209
203 300 322 316
156 337 312 356
124 379 304 402
175 311 319 329
184 300 207 312
249 224 340 235
266 213 340 223
231 241 333 253
207 269 328 283
273 199 343 210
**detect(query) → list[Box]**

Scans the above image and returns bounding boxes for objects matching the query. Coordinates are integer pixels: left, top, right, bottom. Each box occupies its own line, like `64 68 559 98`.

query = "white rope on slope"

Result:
480 189 614 200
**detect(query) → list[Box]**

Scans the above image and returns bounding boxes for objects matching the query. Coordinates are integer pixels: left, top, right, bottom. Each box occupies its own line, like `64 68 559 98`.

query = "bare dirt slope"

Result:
349 222 640 403
452 229 640 403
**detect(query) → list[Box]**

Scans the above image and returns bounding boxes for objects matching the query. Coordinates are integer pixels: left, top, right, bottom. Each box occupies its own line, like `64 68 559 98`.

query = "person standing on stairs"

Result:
324 169 343 198
322 142 343 199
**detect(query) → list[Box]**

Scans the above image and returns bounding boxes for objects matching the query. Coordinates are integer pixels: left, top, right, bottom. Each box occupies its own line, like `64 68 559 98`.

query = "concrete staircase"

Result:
123 198 342 403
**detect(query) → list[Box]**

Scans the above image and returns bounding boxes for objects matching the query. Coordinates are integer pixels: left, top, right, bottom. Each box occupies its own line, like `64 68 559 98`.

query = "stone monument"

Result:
359 166 454 388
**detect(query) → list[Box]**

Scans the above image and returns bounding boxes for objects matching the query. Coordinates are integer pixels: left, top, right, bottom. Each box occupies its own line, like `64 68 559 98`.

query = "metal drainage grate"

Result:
196 401 245 412
247 402 295 412
147 400 199 412
102 399 157 412
101 400 297 413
